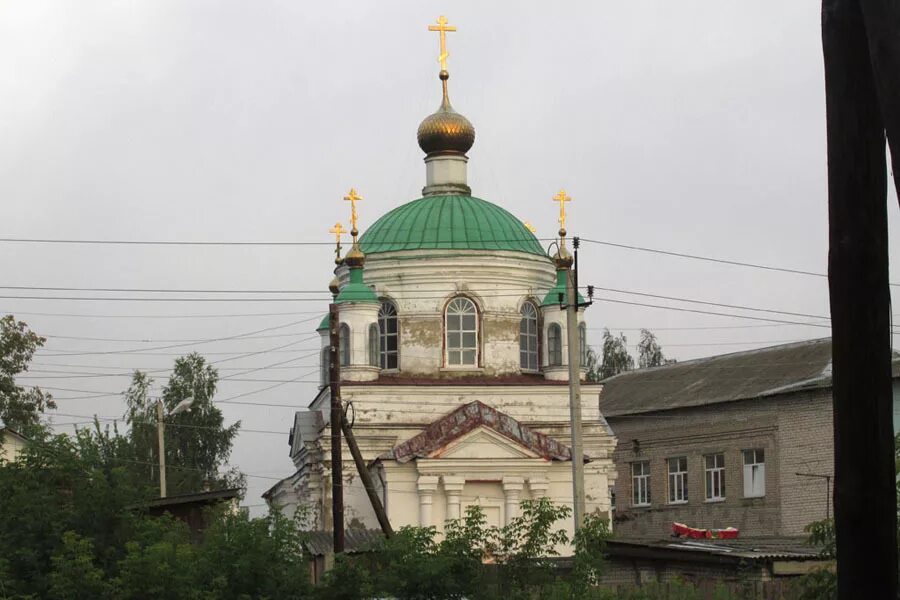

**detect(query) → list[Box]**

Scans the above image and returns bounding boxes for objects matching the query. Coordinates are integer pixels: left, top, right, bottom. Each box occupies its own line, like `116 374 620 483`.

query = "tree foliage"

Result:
600 329 634 379
637 329 667 369
0 314 55 435
124 353 242 495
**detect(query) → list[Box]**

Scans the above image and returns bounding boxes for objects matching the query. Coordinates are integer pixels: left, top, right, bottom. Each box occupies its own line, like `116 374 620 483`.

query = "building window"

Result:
445 297 478 366
339 324 350 366
368 324 379 367
547 323 562 366
743 449 766 498
578 322 587 366
519 302 539 371
378 301 399 370
320 346 330 388
668 456 688 504
705 453 726 501
632 461 651 506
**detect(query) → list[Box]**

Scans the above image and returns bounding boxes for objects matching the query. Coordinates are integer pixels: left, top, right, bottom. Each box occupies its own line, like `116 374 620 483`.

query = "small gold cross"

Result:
329 222 346 261
343 188 363 234
552 189 572 231
428 15 457 72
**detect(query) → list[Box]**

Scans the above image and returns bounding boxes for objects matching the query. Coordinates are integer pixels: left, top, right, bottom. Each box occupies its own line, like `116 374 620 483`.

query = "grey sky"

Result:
1 1 897 509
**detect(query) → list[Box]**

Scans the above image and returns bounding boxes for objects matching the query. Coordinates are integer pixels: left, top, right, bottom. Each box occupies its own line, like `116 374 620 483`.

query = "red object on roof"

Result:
673 522 739 540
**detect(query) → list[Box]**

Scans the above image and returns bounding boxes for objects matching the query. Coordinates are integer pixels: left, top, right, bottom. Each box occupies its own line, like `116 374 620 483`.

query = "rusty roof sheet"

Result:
599 338 835 417
381 400 573 463
302 528 385 556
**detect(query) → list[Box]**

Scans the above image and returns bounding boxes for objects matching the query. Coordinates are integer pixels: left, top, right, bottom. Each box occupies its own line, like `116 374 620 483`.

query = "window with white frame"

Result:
705 453 726 501
578 322 588 366
519 302 539 371
668 456 688 504
320 346 330 388
445 297 478 366
743 449 766 498
547 323 562 366
368 324 379 367
339 324 350 366
378 301 399 370
632 461 651 506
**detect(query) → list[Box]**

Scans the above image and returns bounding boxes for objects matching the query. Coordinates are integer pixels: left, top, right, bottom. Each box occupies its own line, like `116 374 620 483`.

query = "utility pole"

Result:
822 1 899 597
328 303 345 554
565 264 585 530
157 400 167 498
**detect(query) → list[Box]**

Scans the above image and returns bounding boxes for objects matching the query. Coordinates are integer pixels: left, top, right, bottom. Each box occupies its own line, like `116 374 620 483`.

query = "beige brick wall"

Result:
607 388 833 538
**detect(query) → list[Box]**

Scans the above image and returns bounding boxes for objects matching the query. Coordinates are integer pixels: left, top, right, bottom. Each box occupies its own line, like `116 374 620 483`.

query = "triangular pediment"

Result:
430 426 543 460
382 401 572 463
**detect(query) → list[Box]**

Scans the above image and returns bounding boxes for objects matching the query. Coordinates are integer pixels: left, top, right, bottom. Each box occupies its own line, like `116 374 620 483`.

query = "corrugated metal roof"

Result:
302 528 385 556
609 537 823 561
599 338 835 417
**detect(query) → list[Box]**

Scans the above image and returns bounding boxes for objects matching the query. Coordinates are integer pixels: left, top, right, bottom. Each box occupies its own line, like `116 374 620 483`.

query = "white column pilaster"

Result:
528 476 550 499
502 476 525 525
442 476 465 521
417 475 440 527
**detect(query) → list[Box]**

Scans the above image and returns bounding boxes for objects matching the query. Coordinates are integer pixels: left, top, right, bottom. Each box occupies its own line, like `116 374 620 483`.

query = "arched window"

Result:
368 324 379 367
446 297 478 366
320 346 330 388
378 301 399 370
339 324 350 366
579 323 588 366
519 302 539 371
548 323 562 367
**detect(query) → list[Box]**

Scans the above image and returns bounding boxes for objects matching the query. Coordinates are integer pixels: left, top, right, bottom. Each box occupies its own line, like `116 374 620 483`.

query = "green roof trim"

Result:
335 267 379 304
359 195 547 257
541 269 585 307
317 313 330 331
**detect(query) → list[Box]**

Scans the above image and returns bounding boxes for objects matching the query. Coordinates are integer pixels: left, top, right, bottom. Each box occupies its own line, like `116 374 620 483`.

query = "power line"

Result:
0 310 321 319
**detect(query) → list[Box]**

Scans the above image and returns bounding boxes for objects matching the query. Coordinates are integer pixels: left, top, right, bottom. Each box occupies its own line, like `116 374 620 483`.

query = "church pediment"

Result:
382 401 572 463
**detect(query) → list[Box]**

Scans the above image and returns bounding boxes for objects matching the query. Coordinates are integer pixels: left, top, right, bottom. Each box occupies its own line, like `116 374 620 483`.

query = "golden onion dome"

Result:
417 71 475 155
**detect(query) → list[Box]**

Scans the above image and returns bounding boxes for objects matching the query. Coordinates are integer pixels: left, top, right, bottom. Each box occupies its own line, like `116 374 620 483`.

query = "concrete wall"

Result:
607 389 834 538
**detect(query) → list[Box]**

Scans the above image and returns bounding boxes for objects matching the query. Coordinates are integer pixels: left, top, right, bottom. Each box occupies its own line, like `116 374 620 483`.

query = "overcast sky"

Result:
1 1 897 510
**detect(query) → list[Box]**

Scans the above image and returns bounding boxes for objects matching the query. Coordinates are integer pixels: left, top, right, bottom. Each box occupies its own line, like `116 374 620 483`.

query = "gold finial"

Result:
553 189 572 243
329 222 346 265
428 15 457 72
524 221 537 234
343 188 363 238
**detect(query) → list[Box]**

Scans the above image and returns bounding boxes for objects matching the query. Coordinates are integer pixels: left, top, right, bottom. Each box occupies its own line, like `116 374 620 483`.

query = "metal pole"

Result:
565 266 585 529
328 303 345 554
157 400 166 498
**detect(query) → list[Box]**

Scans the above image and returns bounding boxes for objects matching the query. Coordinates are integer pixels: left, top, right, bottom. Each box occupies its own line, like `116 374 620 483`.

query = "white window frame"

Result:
704 453 726 502
667 456 688 504
339 324 350 366
378 301 399 370
519 302 539 371
632 461 651 507
547 323 562 367
368 323 379 367
320 346 330 388
743 449 766 498
445 297 479 367
578 322 588 365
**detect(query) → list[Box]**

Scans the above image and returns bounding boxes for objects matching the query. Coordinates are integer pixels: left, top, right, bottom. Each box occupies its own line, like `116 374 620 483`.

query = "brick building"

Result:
600 339 898 539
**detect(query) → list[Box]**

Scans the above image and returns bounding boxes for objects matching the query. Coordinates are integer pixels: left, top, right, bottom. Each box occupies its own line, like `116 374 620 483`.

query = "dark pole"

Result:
822 1 896 597
328 303 345 554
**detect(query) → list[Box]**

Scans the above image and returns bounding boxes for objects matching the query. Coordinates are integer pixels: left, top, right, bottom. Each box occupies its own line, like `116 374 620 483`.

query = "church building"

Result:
266 17 617 543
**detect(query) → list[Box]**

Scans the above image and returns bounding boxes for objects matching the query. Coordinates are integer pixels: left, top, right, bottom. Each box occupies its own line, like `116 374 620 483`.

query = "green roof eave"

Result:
335 267 379 304
316 314 330 331
541 269 585 307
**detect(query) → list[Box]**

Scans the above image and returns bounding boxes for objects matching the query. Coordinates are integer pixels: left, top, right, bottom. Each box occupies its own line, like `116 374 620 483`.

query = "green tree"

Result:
637 329 666 369
124 353 241 495
584 346 602 382
0 314 55 435
600 329 634 379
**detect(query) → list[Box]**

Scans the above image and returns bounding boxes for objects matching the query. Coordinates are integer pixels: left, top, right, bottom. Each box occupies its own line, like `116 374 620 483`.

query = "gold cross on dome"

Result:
553 189 572 230
524 221 537 234
343 188 363 234
428 15 457 71
329 222 346 260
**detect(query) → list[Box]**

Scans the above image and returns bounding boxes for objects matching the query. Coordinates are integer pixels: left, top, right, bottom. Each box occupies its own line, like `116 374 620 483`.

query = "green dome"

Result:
359 195 546 257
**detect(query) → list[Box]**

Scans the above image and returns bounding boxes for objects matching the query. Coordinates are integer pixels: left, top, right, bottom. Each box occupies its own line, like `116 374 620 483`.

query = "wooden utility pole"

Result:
328 303 345 554
342 419 394 537
822 0 899 596
565 265 585 529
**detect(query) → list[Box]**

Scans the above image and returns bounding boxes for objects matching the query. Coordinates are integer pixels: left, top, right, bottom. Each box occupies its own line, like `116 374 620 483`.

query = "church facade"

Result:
267 18 616 544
